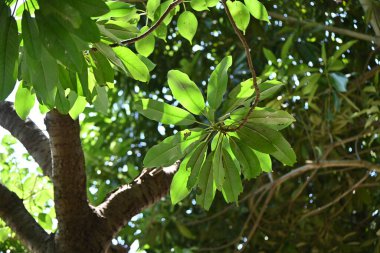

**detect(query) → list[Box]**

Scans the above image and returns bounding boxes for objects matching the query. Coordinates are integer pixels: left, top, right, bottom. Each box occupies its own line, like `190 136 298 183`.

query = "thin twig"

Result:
300 173 369 220
109 0 183 47
221 0 260 132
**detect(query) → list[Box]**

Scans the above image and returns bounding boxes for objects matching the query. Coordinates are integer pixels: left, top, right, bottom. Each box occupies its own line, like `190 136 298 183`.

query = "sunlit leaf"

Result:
113 47 150 82
168 70 205 115
171 155 192 205
226 1 250 34
136 99 196 125
196 153 216 210
221 147 243 203
15 82 35 120
187 141 209 189
177 11 198 44
244 0 269 22
135 26 155 57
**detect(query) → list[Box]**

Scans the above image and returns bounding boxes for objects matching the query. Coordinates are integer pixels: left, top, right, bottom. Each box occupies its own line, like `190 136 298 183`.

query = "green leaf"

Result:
226 1 250 34
244 0 269 22
174 221 196 239
221 147 243 203
167 70 205 115
231 107 295 130
300 73 321 95
196 153 216 210
136 99 197 125
135 26 155 57
281 34 294 60
171 156 192 205
246 124 296 165
206 0 219 7
154 1 180 26
144 129 206 168
207 56 232 110
259 80 284 100
222 78 254 113
15 82 35 120
263 48 277 64
93 86 108 114
26 47 58 107
67 0 110 17
254 150 272 172
68 93 87 119
38 0 82 29
113 47 150 82
230 137 261 179
55 85 71 114
212 134 225 189
147 0 160 20
100 1 135 19
35 11 85 71
330 73 348 92
237 124 276 153
177 11 198 44
95 42 128 74
190 0 209 11
0 5 19 100
187 141 209 189
22 11 41 60
90 51 114 86
331 40 357 62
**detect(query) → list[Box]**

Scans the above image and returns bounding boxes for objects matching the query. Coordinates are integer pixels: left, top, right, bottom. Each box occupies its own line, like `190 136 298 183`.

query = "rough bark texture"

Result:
0 184 54 252
0 101 52 177
45 110 102 252
96 165 178 240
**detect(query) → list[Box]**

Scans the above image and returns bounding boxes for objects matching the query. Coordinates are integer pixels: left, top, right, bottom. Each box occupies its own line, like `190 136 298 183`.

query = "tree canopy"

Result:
0 0 380 252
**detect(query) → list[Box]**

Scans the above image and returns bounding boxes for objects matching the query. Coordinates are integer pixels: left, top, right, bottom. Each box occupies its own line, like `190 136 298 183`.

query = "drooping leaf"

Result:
144 129 206 168
254 150 272 172
330 73 348 92
187 141 209 189
230 137 261 179
171 155 192 205
93 86 108 114
212 134 225 189
263 48 277 64
0 4 19 100
35 11 85 71
281 34 294 60
244 0 269 22
135 26 155 57
147 0 160 20
177 11 198 44
136 99 197 125
237 125 276 153
246 124 296 165
68 93 87 119
196 153 216 210
226 1 250 34
95 42 128 74
55 84 71 114
231 107 295 130
207 56 232 110
190 0 209 11
14 82 35 120
221 147 243 203
113 47 150 82
90 50 114 86
67 0 110 17
167 70 205 115
22 11 41 60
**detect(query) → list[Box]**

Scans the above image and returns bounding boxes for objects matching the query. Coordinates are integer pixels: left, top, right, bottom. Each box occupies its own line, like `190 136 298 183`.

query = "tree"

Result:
0 0 380 252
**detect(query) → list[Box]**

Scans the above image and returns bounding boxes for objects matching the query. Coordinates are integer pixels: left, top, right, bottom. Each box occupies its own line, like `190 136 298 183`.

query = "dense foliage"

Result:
0 0 380 252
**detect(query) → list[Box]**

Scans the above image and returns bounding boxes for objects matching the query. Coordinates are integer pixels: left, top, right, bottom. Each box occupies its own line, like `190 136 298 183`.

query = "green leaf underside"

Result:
168 70 205 115
0 5 19 100
15 83 36 120
221 148 243 203
231 107 295 130
244 0 269 22
136 99 196 126
135 26 155 57
170 155 192 205
212 134 225 189
177 11 198 44
187 141 209 189
226 1 250 34
237 125 276 153
196 153 216 210
113 47 150 82
230 137 261 179
144 129 206 168
245 124 296 166
207 56 233 110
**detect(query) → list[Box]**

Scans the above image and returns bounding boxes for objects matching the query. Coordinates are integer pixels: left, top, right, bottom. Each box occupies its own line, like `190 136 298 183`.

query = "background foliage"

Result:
1 0 380 252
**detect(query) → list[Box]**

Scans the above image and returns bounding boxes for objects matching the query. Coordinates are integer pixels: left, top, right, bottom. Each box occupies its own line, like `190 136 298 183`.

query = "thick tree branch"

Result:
0 183 53 252
0 101 52 177
45 110 93 252
96 164 178 238
269 11 380 45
